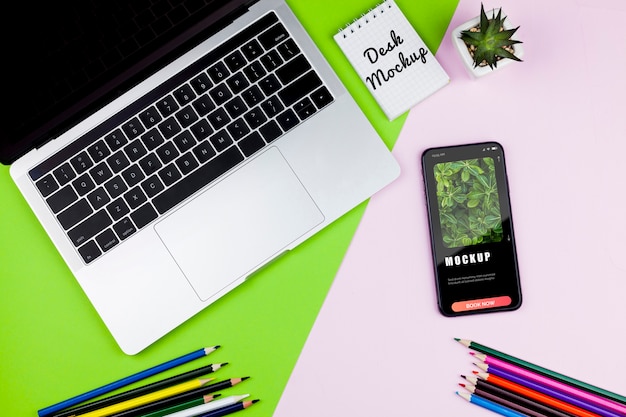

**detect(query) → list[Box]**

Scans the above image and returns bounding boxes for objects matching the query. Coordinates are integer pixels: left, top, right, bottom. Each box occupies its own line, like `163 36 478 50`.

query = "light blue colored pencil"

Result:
457 391 528 417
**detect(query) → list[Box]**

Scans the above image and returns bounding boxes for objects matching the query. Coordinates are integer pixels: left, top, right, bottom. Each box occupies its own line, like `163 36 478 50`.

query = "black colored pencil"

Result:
461 376 576 417
197 399 259 417
108 377 249 417
52 363 227 417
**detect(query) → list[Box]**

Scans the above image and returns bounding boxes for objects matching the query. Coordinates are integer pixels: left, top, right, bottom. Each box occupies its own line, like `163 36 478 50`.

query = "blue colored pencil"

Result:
38 346 219 417
457 391 528 417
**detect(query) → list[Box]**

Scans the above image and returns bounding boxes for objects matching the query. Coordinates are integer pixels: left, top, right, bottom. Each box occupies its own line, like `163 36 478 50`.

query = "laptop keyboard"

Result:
29 12 334 264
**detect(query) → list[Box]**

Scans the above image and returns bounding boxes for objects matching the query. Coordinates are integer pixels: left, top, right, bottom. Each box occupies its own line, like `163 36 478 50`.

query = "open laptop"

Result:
2 0 400 354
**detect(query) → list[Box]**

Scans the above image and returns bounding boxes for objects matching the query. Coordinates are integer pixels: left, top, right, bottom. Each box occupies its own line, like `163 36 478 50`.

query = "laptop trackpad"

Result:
155 148 324 301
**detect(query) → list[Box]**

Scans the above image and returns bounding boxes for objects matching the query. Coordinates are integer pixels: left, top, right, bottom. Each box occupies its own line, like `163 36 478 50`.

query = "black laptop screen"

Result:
1 0 246 165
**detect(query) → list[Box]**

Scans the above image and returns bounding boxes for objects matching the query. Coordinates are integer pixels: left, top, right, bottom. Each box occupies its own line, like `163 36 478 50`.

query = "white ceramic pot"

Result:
451 9 524 78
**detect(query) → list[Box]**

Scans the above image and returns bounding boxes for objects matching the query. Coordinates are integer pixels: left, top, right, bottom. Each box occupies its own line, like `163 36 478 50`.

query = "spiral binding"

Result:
338 0 394 38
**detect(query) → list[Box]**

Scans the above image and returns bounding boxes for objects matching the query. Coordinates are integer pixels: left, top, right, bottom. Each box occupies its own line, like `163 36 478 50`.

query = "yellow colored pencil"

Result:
72 378 214 417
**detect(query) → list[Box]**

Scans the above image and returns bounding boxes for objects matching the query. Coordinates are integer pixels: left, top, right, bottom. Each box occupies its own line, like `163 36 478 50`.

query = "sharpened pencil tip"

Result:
252 399 260 403
459 383 465 387
242 376 250 380
454 337 460 341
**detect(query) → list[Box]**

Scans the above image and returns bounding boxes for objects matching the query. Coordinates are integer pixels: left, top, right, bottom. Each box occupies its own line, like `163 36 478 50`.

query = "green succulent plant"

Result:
460 4 522 69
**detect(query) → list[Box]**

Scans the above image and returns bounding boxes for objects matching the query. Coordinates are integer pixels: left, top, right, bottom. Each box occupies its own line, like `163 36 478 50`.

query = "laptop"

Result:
2 0 400 354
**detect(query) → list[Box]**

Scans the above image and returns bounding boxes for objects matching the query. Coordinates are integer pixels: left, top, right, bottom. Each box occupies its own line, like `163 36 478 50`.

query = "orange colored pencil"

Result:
472 372 602 417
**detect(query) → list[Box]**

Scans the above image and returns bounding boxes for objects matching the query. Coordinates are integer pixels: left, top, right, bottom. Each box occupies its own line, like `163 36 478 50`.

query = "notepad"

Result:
334 0 449 120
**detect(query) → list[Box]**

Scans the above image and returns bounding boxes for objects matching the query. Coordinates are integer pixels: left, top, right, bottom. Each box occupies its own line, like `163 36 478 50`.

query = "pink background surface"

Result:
274 0 626 415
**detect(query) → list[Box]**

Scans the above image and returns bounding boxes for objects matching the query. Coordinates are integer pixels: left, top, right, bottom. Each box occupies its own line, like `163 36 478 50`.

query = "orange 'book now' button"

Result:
451 296 512 312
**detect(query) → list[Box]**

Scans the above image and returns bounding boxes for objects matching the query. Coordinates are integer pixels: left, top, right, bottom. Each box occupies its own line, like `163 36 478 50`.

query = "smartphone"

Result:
421 142 521 316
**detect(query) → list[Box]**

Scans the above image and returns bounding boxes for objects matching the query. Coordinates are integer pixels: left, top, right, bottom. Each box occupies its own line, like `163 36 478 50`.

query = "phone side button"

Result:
451 296 512 312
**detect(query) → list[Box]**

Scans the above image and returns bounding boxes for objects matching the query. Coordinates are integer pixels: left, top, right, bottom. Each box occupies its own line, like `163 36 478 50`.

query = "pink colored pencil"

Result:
471 352 626 416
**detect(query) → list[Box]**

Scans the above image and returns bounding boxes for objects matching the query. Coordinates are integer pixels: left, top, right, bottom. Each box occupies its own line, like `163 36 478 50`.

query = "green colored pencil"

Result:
139 393 219 417
455 338 626 404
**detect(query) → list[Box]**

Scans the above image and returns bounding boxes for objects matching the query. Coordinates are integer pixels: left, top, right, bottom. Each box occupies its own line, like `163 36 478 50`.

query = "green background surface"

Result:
0 1 458 416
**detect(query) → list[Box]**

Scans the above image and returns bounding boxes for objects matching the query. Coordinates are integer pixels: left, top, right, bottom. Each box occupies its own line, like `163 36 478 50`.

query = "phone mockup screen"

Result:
422 142 521 316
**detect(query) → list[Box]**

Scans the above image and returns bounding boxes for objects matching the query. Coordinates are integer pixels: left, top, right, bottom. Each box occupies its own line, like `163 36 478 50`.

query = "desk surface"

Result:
0 1 458 416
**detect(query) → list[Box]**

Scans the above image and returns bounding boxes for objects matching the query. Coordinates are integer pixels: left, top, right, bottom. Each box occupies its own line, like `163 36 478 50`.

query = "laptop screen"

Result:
1 0 249 165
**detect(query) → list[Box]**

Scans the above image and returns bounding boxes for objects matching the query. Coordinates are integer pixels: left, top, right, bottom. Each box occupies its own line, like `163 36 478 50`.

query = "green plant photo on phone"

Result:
434 157 503 248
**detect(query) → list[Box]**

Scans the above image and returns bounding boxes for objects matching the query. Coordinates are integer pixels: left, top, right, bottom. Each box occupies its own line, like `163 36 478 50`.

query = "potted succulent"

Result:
452 4 523 77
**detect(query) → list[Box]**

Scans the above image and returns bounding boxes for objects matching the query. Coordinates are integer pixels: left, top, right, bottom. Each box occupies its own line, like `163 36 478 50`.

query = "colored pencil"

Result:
110 377 250 417
474 362 625 417
455 339 625 405
53 363 227 417
162 395 249 417
457 391 528 417
72 378 214 417
460 383 551 417
473 372 602 417
473 353 626 416
139 394 220 417
460 381 576 417
197 400 258 417
39 346 220 417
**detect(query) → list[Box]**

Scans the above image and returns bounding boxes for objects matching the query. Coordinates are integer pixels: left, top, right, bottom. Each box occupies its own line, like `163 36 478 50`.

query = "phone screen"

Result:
422 142 521 316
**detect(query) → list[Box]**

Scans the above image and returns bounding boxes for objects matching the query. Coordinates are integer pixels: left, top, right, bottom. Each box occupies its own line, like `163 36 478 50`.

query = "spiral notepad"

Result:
334 0 449 120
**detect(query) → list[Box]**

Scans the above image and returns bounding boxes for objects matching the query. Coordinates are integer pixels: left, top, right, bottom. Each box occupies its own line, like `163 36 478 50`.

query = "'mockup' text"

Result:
362 30 428 90
445 251 492 267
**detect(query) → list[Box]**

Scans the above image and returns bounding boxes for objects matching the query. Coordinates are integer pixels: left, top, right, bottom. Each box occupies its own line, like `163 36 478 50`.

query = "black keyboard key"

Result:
259 120 282 143
207 61 230 83
124 139 148 162
78 240 101 264
175 152 199 175
175 105 199 128
113 217 136 241
193 141 217 163
121 117 145 139
192 94 215 116
258 73 281 96
190 72 213 94
90 162 113 185
294 97 316 120
276 108 299 131
241 39 263 60
243 61 266 83
156 141 180 164
277 38 300 60
276 54 311 85
173 131 196 153
87 187 111 210
158 117 182 139
190 119 213 140
104 129 128 151
225 96 247 118
73 173 96 196
207 108 230 130
131 203 158 229
52 163 76 186
152 146 244 214
123 186 148 209
227 118 250 141
141 128 165 151
158 163 182 186
209 130 233 152
58 199 93 230
261 96 284 118
224 50 247 72
104 176 128 198
226 72 249 94
278 70 322 106
258 23 289 49
139 153 162 175
239 131 266 157
241 85 264 107
311 86 334 108
36 174 59 197
68 210 112 247
260 50 283 72
87 140 111 163
139 106 162 128
108 150 131 173
70 151 93 174
141 175 165 198
156 95 180 117
47 186 78 214
244 107 267 129
121 165 145 187
209 83 232 106
96 228 119 252
173 84 196 106
106 198 130 221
